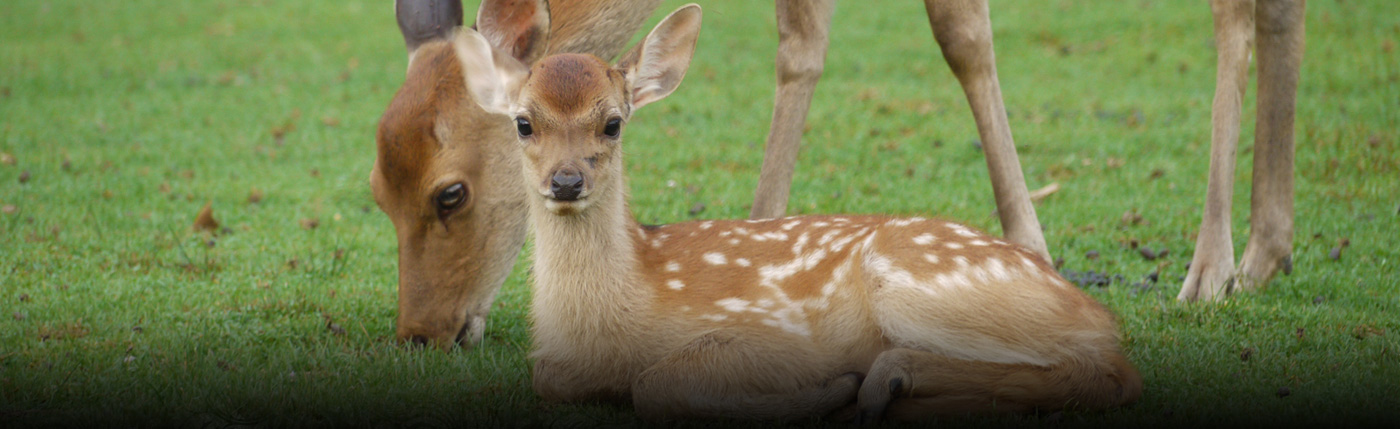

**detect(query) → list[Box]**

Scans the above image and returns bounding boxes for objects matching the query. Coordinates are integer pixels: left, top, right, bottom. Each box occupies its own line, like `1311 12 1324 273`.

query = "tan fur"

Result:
482 9 1141 421
372 40 530 348
1178 0 1305 301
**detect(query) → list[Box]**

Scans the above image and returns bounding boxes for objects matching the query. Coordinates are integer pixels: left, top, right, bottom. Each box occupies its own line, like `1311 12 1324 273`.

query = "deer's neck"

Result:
528 182 650 349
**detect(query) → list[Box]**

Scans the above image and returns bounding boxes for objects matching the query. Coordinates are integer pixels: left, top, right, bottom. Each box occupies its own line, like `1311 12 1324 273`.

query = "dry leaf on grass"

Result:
193 202 220 232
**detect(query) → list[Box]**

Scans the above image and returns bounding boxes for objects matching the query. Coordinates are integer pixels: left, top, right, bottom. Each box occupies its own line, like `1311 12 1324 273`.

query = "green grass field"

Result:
2 0 1397 426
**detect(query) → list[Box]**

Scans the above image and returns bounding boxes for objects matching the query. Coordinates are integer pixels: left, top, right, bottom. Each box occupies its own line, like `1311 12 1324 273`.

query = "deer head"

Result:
452 4 702 218
372 0 550 349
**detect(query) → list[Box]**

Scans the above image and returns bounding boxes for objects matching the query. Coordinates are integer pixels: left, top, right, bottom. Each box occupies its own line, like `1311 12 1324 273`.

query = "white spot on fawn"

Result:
665 261 681 272
945 242 964 250
887 218 916 227
754 231 789 241
983 257 1010 281
867 252 927 295
715 297 751 313
704 252 727 265
813 221 831 228
736 258 751 267
969 240 989 246
829 229 866 252
923 254 940 264
728 238 741 245
667 279 685 290
781 220 802 231
913 233 936 245
792 232 811 254
948 224 978 238
699 221 713 230
698 314 727 322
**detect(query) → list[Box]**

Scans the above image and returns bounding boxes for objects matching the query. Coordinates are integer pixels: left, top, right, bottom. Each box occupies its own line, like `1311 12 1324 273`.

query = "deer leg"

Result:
1237 0 1305 293
924 0 1049 261
855 348 1141 423
1179 0 1256 302
750 0 835 219
631 330 859 422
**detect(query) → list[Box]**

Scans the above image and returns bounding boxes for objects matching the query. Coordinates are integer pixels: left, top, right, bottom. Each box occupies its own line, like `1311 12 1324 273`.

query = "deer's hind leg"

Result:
1236 0 1305 293
1179 0 1257 301
750 0 836 219
924 0 1049 261
854 348 1141 423
631 329 859 422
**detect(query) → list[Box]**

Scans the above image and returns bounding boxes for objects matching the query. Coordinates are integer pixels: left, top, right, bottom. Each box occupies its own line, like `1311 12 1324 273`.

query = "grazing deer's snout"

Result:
550 169 585 201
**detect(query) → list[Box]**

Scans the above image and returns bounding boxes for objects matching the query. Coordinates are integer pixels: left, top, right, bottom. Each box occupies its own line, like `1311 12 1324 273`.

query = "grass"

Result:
2 0 1397 426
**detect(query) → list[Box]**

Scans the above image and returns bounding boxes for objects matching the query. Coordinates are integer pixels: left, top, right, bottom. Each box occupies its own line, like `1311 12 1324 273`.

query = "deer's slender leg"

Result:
750 0 835 220
1179 0 1256 302
855 348 1141 423
631 330 859 421
923 0 1049 262
1237 0 1305 293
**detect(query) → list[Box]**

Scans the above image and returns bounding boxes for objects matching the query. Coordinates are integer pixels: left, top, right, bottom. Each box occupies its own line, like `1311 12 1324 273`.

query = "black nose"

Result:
550 170 584 201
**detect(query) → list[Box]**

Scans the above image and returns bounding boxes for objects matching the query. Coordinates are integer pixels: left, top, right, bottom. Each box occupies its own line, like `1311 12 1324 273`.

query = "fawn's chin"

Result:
543 197 589 215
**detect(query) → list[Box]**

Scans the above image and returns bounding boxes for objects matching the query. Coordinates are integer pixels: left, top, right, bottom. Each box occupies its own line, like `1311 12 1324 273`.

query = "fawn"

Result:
450 4 1140 421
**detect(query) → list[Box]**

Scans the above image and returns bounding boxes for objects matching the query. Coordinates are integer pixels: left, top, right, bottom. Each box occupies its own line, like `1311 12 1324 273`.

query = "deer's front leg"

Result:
1180 0 1256 302
924 0 1049 262
1237 0 1305 293
750 0 835 220
630 330 859 422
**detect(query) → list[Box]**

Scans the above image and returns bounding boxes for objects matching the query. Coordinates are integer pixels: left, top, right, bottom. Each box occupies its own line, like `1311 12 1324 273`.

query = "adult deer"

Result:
1178 0 1306 301
377 0 1049 347
453 4 1141 421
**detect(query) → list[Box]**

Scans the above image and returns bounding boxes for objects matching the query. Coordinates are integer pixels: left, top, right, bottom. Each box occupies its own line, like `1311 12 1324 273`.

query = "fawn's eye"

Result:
602 117 622 138
436 183 468 214
515 117 533 137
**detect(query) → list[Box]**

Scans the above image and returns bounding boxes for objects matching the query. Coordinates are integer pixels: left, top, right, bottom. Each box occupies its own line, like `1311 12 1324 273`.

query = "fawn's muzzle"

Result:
550 169 585 201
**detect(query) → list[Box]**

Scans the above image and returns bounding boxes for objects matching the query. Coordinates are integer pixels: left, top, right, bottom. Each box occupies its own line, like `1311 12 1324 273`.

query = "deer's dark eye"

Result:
436 183 467 214
602 117 622 138
515 117 533 137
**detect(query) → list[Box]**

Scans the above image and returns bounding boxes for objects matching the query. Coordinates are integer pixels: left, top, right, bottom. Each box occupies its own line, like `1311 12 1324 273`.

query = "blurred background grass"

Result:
1 0 1397 426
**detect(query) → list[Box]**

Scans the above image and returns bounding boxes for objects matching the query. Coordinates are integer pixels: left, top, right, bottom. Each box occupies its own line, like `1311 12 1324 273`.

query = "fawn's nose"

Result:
550 170 585 201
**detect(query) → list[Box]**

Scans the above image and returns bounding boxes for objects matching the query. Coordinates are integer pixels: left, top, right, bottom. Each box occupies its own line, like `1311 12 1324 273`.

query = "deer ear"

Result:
475 0 551 65
622 4 701 110
452 28 529 115
397 0 465 59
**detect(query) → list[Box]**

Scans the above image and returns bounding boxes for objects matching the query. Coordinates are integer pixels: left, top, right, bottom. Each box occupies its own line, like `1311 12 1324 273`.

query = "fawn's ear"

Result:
621 4 701 110
397 0 465 55
475 0 551 65
452 27 529 115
